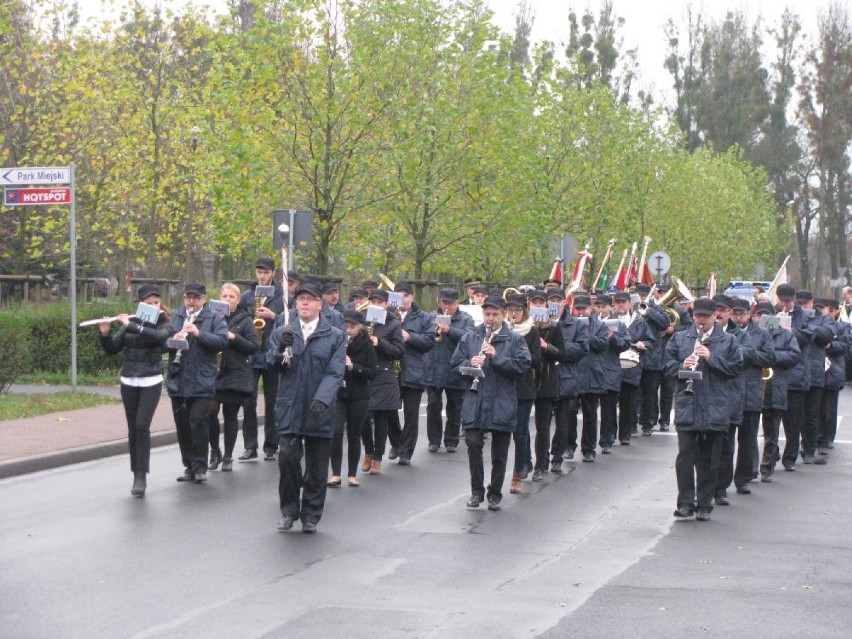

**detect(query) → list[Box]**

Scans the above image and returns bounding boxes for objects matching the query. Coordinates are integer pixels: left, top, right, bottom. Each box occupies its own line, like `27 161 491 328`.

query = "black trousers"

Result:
208 400 246 458
801 386 823 456
426 387 464 448
172 396 211 474
598 390 619 448
760 409 783 477
618 382 638 442
676 430 723 510
639 369 662 428
717 411 760 493
120 382 161 474
578 394 600 455
243 368 279 454
366 410 395 460
331 398 368 477
819 389 839 447
782 390 806 466
278 435 332 523
533 397 554 470
388 387 423 459
659 373 676 427
466 428 511 499
550 397 576 463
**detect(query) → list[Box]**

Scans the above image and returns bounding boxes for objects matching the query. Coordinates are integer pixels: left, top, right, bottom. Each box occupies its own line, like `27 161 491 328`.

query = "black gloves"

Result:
278 330 295 352
309 400 327 414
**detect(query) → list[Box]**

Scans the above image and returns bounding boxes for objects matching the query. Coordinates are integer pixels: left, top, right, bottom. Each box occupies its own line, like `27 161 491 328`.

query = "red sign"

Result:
4 187 72 206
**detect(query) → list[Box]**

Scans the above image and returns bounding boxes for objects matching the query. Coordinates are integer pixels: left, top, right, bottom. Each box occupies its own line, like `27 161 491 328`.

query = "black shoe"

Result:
532 468 544 482
550 461 563 473
818 446 829 455
641 427 652 436
760 473 773 483
446 445 457 453
736 484 751 494
176 468 195 482
582 452 595 462
277 516 294 532
388 447 399 460
802 454 814 464
466 495 483 508
564 449 575 461
601 446 612 454
783 463 796 472
301 519 318 534
238 449 258 461
619 439 630 446
487 496 502 511
398 456 411 466
827 441 835 450
131 472 146 497
263 450 276 461
695 508 712 521
813 454 828 465
208 450 223 471
221 457 233 472
715 493 729 506
673 504 694 518
658 423 670 432
194 471 207 483
428 444 439 453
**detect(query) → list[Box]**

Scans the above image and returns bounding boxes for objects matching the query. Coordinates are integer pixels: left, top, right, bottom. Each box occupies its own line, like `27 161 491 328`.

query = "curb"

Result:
0 417 264 480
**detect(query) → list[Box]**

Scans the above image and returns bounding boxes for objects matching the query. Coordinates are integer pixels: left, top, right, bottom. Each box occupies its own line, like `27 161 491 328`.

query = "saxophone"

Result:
254 294 267 338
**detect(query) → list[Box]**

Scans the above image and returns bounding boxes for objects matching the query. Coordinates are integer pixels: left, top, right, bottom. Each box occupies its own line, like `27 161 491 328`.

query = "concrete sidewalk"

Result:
0 390 265 479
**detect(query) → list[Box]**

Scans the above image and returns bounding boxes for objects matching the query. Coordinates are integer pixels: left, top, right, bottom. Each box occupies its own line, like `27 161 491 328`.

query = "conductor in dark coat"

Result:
450 296 531 511
267 283 346 534
664 297 743 521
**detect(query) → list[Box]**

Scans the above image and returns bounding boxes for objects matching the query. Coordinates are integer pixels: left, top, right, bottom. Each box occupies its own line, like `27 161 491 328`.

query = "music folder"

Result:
365 305 387 325
209 300 231 317
135 302 161 324
255 285 275 298
459 366 485 378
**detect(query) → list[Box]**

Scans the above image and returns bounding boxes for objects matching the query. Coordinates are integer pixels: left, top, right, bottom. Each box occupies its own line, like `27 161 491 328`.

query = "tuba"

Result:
657 276 694 330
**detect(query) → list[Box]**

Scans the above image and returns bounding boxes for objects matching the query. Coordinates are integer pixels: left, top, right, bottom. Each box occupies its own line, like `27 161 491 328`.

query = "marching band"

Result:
94 253 852 533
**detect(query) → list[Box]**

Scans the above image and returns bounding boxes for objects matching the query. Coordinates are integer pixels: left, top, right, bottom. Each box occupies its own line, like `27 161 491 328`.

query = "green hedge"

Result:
0 300 131 380
0 311 29 392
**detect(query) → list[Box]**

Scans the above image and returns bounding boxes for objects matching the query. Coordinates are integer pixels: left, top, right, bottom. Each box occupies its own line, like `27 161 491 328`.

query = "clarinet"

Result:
684 327 708 396
469 325 496 394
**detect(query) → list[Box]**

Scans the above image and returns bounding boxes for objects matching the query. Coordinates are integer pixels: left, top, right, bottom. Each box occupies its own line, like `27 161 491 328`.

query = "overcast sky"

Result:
77 0 834 106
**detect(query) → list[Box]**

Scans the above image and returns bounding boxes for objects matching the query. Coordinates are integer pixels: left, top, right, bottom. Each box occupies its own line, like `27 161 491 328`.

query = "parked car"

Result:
723 280 771 302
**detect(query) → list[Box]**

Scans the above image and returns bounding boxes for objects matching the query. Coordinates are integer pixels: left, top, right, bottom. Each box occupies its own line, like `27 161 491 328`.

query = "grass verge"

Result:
0 392 120 421
14 372 120 387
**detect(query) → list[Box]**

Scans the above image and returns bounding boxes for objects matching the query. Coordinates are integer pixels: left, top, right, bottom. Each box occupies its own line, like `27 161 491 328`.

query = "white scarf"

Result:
511 316 534 337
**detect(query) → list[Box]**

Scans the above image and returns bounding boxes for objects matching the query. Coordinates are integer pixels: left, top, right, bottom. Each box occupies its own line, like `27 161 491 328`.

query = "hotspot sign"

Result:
4 187 72 206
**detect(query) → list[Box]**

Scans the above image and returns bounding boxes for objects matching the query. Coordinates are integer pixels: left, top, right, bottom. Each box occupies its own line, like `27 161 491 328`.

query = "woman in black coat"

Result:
207 283 259 471
98 284 171 497
329 311 377 486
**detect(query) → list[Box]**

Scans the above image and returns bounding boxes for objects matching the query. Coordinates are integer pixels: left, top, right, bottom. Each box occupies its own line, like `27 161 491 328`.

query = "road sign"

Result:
4 187 72 206
0 166 71 185
649 251 671 277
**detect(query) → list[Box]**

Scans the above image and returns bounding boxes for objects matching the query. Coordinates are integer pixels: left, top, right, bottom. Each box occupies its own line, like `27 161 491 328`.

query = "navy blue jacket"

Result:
215 306 259 396
824 320 849 392
338 328 377 401
241 282 285 369
536 320 565 399
426 309 474 390
266 313 346 439
740 320 776 413
450 322 532 432
576 315 610 395
762 326 801 411
618 313 658 387
664 322 743 432
399 304 436 390
368 315 404 411
166 305 229 398
585 315 630 393
556 312 590 399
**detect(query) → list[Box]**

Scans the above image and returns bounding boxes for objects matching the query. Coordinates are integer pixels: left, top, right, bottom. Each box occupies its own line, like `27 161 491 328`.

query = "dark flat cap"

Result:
753 302 775 315
395 281 414 294
595 294 613 306
795 290 813 302
471 285 488 294
287 270 300 281
730 298 751 311
572 295 591 308
321 282 339 295
295 283 322 299
506 294 528 307
464 277 482 286
255 257 275 270
439 288 459 301
137 284 161 301
368 289 389 302
613 292 631 302
349 287 368 300
776 284 795 300
545 287 565 300
693 298 715 315
481 295 506 310
635 284 651 294
342 309 364 324
362 280 379 288
528 289 548 302
184 282 206 296
712 294 733 309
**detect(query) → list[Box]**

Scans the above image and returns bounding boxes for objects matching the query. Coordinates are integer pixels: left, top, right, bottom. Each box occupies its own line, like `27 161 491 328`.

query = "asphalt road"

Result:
2 394 851 639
